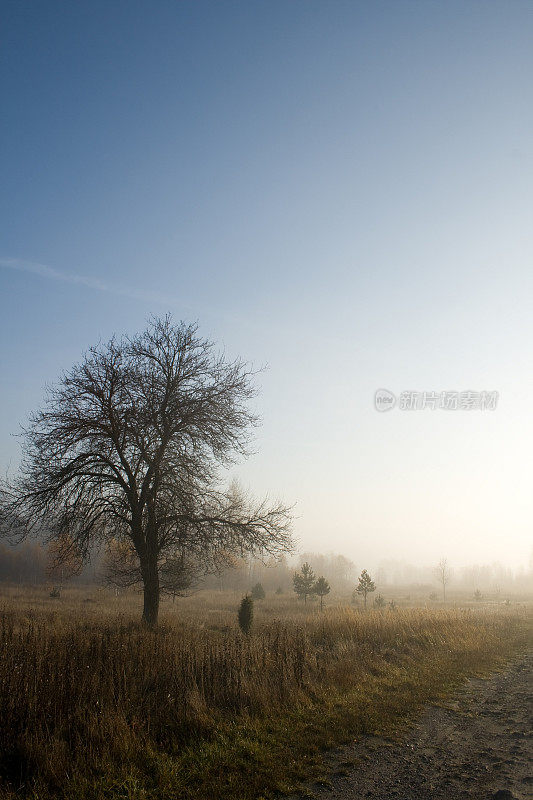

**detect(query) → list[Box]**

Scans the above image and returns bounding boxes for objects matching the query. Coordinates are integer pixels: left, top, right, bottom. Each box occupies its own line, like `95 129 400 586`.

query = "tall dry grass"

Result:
0 590 529 798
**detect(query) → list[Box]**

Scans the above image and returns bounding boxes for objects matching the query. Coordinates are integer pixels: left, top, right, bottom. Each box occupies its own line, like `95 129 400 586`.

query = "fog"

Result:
1 2 532 577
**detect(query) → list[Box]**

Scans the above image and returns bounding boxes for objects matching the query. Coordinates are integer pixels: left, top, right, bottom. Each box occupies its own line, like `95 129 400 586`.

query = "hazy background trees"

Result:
0 542 531 599
297 552 356 592
434 558 452 601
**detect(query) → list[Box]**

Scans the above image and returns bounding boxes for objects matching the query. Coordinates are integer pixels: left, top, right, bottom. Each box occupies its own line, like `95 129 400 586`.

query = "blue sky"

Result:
1 1 532 571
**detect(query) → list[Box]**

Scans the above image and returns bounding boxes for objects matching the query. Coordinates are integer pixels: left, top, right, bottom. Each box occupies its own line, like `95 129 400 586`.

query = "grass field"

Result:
0 585 531 800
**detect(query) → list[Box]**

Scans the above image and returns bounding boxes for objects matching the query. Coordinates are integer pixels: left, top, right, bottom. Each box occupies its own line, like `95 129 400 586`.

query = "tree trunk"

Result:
141 554 160 627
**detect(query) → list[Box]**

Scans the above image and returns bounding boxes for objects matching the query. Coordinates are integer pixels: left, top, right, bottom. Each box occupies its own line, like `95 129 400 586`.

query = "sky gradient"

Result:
1 1 532 572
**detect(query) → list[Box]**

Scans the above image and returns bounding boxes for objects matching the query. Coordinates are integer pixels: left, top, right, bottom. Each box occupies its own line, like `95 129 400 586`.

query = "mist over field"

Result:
2 1 533 577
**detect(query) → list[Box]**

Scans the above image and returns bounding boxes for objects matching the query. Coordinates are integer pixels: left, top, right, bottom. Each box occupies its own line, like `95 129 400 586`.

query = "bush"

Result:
251 583 266 600
374 594 386 608
238 595 254 634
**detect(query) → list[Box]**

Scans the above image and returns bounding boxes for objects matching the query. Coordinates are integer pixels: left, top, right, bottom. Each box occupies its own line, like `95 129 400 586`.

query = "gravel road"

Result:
291 650 532 800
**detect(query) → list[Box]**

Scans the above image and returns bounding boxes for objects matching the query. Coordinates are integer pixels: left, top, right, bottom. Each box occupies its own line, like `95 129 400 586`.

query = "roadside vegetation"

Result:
0 587 530 800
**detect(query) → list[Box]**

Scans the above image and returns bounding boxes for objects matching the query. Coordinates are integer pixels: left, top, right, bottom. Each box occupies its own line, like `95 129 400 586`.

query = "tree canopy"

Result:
1 317 293 624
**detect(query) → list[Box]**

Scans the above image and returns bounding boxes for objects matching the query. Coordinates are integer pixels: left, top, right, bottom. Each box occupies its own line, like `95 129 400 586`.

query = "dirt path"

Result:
293 650 532 800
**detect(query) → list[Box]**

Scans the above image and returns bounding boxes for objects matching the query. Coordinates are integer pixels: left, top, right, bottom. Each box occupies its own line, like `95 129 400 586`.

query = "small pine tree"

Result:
355 569 376 609
293 562 316 604
238 594 253 635
251 582 266 600
275 586 283 595
374 593 386 608
314 576 330 611
473 589 482 601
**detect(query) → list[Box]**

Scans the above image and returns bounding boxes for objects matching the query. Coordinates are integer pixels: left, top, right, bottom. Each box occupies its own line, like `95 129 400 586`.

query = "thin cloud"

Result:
0 257 182 308
0 257 277 340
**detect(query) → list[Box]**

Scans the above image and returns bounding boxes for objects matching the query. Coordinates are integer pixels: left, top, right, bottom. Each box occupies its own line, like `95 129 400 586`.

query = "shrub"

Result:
238 595 254 635
251 583 266 600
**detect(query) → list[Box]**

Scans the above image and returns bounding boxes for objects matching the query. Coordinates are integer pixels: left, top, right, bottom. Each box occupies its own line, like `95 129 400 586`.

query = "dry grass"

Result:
0 586 531 800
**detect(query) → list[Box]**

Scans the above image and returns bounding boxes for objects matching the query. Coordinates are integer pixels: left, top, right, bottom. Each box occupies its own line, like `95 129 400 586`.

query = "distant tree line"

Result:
1 539 531 598
0 542 47 584
0 541 95 585
199 551 357 595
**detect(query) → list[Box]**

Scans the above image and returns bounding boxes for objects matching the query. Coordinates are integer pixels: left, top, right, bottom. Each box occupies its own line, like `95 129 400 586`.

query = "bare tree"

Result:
101 537 200 599
46 534 83 589
1 317 293 625
434 558 451 601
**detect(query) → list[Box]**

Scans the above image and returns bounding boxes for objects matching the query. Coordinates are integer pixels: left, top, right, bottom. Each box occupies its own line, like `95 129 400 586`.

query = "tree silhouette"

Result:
314 575 330 611
1 317 292 626
293 562 316 604
46 534 83 587
355 569 376 608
